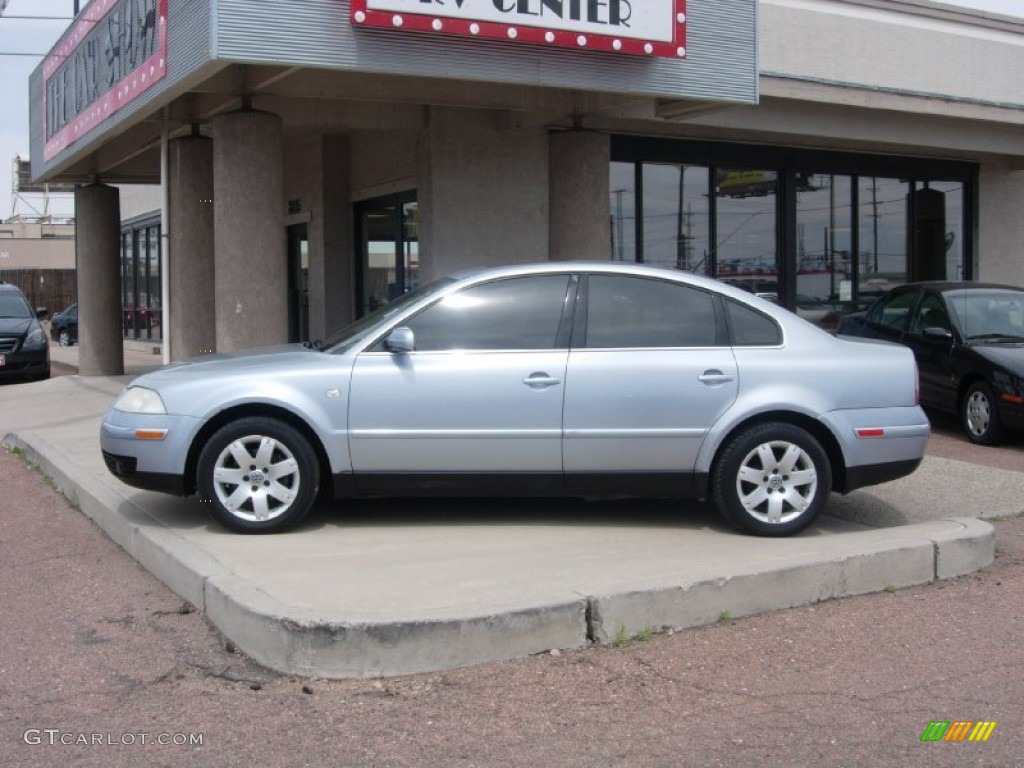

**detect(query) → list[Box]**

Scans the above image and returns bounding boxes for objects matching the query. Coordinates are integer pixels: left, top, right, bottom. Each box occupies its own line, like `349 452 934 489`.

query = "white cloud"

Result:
0 0 77 219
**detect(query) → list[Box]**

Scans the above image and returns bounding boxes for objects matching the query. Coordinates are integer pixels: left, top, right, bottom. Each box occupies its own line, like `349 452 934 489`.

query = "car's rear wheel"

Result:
962 380 1003 445
197 417 320 533
58 328 72 347
712 422 831 537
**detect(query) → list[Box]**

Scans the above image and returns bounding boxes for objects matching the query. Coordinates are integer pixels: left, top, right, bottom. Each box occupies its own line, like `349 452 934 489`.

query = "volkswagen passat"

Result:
101 262 929 536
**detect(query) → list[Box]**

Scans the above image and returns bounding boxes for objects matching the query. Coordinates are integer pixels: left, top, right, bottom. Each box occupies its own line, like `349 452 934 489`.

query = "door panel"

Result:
348 273 573 475
563 348 738 472
904 292 956 411
349 351 568 472
563 274 738 473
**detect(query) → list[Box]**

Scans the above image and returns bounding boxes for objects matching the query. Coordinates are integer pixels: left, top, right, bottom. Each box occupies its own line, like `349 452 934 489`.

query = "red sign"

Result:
43 0 169 161
352 0 686 58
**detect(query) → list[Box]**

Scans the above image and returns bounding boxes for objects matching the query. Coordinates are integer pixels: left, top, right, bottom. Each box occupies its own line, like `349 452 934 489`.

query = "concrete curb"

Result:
2 429 997 679
588 518 994 643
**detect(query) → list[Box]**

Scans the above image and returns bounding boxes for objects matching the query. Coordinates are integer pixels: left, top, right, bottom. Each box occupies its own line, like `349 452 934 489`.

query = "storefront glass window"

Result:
609 162 637 262
403 201 420 293
715 169 779 298
929 181 965 282
796 174 852 330
146 225 161 340
641 163 710 274
858 176 909 301
608 139 974 321
120 221 162 341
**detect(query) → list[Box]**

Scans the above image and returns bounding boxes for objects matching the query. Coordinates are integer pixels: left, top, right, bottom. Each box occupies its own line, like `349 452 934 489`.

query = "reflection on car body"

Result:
101 262 929 537
838 281 1024 445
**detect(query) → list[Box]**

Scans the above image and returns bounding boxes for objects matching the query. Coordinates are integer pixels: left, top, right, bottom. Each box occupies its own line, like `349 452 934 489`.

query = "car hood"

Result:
133 344 326 386
970 342 1024 374
0 317 32 335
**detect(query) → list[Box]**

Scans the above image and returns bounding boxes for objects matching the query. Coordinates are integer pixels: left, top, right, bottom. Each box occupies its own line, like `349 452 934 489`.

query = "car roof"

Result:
900 281 1024 293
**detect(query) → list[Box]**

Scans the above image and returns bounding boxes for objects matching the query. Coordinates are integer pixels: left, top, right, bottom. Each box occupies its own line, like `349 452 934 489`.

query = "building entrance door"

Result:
287 223 310 343
355 192 418 317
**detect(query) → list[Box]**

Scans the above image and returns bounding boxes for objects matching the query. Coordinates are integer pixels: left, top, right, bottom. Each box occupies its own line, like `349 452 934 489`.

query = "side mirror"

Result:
922 326 953 341
384 327 414 353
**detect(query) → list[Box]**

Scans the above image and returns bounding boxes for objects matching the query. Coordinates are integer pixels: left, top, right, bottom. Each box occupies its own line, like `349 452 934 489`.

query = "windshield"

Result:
0 293 33 319
947 289 1024 341
321 277 457 352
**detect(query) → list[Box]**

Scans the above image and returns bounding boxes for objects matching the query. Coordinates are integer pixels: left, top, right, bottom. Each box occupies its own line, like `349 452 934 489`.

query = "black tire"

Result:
58 328 71 347
712 422 831 537
196 417 320 533
962 380 1003 446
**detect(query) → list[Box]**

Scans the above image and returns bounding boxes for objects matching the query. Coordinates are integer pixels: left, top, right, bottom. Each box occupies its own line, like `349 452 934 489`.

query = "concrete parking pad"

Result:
1 374 1005 678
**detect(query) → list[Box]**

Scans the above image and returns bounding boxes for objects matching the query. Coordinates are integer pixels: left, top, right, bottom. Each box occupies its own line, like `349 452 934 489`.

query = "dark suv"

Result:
0 282 50 382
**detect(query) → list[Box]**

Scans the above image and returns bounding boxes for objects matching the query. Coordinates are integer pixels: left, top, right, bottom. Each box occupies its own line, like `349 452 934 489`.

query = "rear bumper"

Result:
820 405 930 492
842 458 923 493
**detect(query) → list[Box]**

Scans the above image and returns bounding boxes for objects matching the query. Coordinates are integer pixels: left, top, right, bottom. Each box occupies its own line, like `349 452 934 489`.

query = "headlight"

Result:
113 386 167 414
22 326 46 351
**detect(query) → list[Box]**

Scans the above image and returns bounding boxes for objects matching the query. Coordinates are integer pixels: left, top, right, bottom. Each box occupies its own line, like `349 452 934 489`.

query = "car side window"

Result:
725 299 782 346
400 275 571 351
910 294 951 335
583 275 717 348
868 290 917 330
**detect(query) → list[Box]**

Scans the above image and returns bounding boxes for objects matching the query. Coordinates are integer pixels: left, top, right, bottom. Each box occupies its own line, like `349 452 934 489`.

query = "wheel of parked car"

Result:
962 380 1003 446
712 422 831 537
196 417 320 533
58 328 72 347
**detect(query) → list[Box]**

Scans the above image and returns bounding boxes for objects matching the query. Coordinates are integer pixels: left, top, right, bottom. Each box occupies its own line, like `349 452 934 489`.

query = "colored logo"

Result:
920 721 996 742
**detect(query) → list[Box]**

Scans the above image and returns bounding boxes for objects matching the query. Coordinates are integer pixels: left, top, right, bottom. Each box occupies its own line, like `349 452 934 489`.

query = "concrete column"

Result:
418 107 548 281
168 134 215 361
549 131 611 261
978 162 1024 282
75 184 124 376
213 110 286 351
321 135 354 332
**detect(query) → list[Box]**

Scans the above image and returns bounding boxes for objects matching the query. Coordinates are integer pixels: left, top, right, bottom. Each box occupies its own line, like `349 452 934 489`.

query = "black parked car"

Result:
50 302 78 346
838 281 1024 445
0 282 50 382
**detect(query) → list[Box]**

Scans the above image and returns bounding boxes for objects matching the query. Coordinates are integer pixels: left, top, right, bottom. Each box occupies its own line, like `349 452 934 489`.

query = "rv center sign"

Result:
352 0 687 58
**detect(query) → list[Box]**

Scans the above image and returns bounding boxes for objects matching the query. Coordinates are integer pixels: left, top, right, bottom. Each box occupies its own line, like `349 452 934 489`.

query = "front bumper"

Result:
100 409 200 496
0 346 49 380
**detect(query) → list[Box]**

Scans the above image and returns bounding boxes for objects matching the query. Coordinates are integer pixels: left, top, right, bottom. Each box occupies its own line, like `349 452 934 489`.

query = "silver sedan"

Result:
101 262 929 536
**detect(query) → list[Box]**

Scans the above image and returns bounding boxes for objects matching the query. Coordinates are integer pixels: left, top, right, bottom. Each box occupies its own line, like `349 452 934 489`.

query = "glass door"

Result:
287 223 309 343
355 192 418 317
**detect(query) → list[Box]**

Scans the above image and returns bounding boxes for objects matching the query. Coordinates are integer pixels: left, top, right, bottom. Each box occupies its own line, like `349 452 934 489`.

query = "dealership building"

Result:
28 0 1024 374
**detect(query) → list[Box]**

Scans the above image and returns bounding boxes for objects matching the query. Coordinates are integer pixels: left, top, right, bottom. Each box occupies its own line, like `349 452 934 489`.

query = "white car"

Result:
101 262 929 536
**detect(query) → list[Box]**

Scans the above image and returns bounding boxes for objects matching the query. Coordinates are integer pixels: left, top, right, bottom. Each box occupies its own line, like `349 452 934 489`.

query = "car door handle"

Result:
523 372 562 389
698 369 735 385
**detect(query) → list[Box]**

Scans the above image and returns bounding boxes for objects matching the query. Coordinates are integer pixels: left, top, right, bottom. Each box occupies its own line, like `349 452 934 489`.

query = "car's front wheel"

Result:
962 380 1003 445
58 328 72 347
197 417 320 533
712 422 831 537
